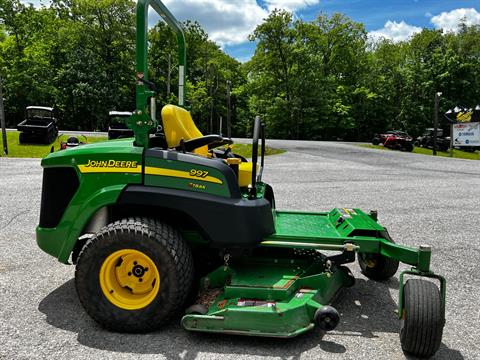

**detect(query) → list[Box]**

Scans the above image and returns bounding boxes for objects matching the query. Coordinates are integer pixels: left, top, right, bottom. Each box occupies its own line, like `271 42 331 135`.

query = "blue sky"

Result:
22 0 480 61
294 0 478 28
225 0 480 61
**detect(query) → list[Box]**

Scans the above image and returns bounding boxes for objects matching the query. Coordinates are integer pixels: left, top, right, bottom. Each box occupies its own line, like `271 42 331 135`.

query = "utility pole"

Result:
209 66 218 134
450 124 454 157
433 92 442 156
226 80 232 138
204 49 209 132
0 76 8 156
167 53 171 98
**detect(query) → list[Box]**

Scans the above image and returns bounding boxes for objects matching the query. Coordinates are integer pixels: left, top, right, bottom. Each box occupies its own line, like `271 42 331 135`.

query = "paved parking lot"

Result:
1 141 479 359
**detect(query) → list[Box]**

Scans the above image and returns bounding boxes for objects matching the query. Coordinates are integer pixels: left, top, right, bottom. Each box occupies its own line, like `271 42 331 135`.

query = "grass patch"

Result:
360 144 480 160
0 131 107 158
1 131 285 159
229 143 285 158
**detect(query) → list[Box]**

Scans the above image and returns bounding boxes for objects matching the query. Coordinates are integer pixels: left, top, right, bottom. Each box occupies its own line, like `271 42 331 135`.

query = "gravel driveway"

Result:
0 141 478 359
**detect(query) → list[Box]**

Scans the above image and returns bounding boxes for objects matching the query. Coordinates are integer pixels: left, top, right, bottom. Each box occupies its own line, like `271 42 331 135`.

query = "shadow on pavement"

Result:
38 278 463 359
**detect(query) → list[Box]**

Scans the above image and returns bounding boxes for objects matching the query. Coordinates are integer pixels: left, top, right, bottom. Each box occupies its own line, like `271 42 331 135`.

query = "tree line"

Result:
1 0 479 140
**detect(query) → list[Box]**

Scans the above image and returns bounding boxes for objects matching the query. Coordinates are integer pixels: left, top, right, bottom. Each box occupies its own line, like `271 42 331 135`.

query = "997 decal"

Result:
189 169 209 178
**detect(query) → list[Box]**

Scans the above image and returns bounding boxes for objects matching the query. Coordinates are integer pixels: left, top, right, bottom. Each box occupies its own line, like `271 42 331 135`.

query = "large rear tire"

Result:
400 279 444 358
75 218 194 333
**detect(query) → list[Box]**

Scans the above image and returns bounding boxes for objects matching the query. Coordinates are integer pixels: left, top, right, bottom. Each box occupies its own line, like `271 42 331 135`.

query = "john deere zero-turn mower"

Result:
36 1 446 358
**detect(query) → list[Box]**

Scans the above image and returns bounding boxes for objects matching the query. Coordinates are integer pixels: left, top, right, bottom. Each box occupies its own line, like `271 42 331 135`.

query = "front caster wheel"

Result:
400 279 445 358
314 305 340 331
75 218 194 333
358 231 399 280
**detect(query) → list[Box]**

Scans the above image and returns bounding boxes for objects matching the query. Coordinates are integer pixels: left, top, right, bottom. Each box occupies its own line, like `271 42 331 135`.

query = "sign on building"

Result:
453 122 480 147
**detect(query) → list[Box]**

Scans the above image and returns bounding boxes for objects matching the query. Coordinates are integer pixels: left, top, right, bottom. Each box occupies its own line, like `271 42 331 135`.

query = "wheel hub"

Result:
99 249 160 310
132 264 147 277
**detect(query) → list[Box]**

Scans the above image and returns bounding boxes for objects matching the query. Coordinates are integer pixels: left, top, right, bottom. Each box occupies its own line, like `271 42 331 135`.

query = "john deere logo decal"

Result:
78 160 141 174
85 159 139 168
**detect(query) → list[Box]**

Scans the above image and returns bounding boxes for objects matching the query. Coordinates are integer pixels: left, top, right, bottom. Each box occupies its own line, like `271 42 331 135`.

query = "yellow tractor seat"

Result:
161 104 255 187
161 105 209 156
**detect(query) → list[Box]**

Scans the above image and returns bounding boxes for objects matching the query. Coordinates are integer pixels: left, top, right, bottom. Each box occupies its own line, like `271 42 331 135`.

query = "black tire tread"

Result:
358 231 399 281
400 279 444 358
75 217 194 333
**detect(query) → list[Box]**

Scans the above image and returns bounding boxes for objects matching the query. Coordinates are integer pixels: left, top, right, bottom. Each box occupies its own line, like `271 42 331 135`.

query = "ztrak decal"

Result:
188 182 206 190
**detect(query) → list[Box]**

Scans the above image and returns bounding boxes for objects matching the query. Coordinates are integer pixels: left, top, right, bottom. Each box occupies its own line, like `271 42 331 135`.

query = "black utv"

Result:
17 106 58 144
415 128 450 151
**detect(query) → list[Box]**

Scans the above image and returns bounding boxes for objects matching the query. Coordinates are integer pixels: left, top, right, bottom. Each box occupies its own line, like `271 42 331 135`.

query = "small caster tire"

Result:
358 230 399 281
400 279 445 358
314 305 340 331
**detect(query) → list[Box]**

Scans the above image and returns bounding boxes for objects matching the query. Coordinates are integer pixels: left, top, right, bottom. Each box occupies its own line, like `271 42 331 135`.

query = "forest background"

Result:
1 0 479 140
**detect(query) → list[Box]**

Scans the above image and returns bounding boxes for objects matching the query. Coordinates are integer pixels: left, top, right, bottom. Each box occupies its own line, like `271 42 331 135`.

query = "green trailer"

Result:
35 1 446 358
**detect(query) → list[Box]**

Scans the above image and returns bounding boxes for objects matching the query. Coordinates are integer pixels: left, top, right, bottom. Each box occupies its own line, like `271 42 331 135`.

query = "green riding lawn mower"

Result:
36 1 446 358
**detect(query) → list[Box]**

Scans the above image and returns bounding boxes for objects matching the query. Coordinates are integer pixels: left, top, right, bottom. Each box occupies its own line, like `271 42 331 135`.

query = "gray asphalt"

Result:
1 141 479 359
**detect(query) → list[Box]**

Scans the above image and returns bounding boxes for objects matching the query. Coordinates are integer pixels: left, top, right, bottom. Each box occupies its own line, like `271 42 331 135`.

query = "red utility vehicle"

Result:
372 130 414 152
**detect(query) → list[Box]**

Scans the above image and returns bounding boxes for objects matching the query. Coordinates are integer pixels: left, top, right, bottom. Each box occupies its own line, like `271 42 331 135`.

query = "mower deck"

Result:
182 209 373 337
182 207 437 338
182 256 352 337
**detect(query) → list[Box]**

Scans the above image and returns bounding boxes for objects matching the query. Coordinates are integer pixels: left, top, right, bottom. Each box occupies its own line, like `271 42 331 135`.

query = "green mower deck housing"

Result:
36 1 446 358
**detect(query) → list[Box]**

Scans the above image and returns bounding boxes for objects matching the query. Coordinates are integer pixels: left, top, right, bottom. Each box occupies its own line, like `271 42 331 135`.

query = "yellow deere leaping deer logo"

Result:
456 111 473 123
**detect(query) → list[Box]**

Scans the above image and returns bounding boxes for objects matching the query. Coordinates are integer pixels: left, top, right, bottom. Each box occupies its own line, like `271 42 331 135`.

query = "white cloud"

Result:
20 0 319 48
264 0 320 12
154 0 268 46
368 20 422 43
430 8 480 33
19 0 44 8
159 0 319 46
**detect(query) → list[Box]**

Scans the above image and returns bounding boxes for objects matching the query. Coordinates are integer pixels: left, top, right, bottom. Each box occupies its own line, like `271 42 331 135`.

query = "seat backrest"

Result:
161 105 207 155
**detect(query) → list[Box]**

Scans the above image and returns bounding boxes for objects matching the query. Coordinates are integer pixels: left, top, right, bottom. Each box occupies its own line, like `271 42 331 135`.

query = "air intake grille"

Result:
39 167 79 228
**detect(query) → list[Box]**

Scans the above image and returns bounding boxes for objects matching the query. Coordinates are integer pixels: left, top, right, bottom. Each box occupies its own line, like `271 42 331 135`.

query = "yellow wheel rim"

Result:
99 249 160 310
